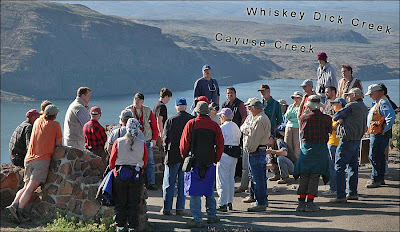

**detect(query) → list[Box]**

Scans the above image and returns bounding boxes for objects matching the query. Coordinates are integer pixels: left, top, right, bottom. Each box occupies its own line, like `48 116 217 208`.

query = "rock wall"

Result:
0 147 149 230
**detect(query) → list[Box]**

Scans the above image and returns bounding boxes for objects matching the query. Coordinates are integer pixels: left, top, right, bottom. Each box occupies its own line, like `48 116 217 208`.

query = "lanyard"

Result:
133 107 144 132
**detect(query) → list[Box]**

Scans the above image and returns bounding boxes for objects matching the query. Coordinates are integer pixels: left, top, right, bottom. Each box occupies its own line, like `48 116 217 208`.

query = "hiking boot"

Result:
175 210 184 216
6 205 20 224
330 197 347 203
207 216 220 224
160 208 172 215
247 204 267 212
366 182 382 188
146 184 158 191
305 202 320 212
268 174 281 181
322 190 337 196
186 219 205 228
242 197 256 203
277 177 290 184
227 203 233 210
217 205 227 212
296 201 306 212
234 186 247 193
346 195 359 200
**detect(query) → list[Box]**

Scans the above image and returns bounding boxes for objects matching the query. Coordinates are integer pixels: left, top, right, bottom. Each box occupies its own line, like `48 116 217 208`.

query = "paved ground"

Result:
146 162 400 231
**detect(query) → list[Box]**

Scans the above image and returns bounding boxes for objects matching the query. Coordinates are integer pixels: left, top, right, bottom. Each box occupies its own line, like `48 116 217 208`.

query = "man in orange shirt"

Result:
6 104 63 224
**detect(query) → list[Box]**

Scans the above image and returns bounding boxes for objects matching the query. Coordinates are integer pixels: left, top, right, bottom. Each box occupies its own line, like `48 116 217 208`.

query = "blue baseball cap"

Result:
330 97 347 107
175 97 187 106
202 65 211 71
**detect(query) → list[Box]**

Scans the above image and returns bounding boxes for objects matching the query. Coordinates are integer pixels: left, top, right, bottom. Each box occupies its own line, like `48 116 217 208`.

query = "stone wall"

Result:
0 147 149 230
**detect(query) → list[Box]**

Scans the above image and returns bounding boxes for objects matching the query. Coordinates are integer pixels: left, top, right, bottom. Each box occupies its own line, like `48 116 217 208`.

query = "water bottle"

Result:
134 163 140 181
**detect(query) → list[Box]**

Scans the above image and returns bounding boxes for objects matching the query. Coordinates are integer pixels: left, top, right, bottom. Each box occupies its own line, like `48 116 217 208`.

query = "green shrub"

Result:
44 212 116 232
390 113 400 150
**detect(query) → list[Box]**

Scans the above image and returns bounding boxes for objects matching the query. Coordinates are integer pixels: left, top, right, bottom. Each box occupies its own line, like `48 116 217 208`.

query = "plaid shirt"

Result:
300 110 332 143
83 119 107 150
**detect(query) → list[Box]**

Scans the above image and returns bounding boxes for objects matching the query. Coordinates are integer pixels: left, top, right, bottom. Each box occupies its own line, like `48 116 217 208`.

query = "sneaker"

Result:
186 219 205 228
160 208 172 215
175 210 184 216
305 202 320 212
329 197 347 203
146 184 158 191
277 177 290 184
217 205 227 212
6 205 20 224
322 190 337 196
366 182 382 188
296 201 306 212
268 175 281 181
346 195 359 200
242 197 256 203
234 186 247 193
207 216 220 224
227 203 233 210
247 204 267 212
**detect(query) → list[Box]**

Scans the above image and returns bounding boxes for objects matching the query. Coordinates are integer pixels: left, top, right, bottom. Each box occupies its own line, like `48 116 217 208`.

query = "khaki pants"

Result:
284 127 300 158
64 139 85 151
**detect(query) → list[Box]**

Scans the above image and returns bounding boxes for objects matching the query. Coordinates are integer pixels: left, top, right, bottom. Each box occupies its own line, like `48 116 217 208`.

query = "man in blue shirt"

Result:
258 84 283 136
365 84 396 188
193 65 220 104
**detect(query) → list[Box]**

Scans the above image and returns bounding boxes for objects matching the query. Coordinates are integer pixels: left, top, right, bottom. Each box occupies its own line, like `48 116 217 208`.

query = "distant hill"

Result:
1 2 282 100
0 90 34 102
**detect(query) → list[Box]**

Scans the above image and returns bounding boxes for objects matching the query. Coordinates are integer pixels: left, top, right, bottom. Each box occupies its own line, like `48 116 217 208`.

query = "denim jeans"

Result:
248 150 268 206
162 163 185 211
240 150 250 188
335 139 360 199
145 140 155 185
190 192 217 222
276 156 294 178
369 133 390 183
327 144 338 191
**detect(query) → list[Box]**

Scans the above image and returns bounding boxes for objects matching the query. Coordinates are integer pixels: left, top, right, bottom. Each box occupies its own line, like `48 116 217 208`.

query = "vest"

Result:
115 136 145 167
64 97 88 141
126 105 153 141
368 98 386 134
222 98 243 127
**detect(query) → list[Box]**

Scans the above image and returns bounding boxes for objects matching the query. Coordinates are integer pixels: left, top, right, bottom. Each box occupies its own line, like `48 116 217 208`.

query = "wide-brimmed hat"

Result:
291 91 303 99
278 99 288 106
345 88 363 97
305 95 323 110
245 98 263 109
365 84 382 95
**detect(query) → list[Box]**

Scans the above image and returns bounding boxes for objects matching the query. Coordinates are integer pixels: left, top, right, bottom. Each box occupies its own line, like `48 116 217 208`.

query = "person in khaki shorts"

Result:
6 104 63 223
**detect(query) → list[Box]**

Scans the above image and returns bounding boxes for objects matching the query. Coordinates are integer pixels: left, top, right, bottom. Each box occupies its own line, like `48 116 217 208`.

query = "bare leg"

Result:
18 179 41 209
11 182 29 206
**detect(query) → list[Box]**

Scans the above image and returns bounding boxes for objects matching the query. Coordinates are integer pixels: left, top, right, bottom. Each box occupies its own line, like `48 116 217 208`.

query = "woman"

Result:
109 118 148 232
284 91 303 158
209 102 221 125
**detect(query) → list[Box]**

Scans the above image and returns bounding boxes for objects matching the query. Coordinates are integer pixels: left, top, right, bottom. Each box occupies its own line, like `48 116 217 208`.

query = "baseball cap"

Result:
44 104 59 116
120 109 133 120
345 88 363 96
300 79 313 87
202 65 211 71
26 109 40 118
194 101 210 115
244 97 259 106
209 102 220 111
291 91 303 99
257 84 270 91
90 106 101 115
278 99 288 106
197 96 211 104
217 108 233 117
365 84 383 95
134 92 144 100
246 98 264 109
330 98 347 107
175 97 187 106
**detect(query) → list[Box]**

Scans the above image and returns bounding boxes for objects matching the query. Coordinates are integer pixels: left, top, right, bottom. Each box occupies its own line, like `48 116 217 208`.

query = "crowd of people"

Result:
6 52 399 231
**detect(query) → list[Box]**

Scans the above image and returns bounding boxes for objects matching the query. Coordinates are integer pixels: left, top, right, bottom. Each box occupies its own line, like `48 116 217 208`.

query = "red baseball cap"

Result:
26 109 40 118
197 96 210 104
90 106 102 115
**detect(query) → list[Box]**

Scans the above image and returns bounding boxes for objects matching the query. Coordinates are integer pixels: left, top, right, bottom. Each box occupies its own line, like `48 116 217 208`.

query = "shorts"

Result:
24 160 50 183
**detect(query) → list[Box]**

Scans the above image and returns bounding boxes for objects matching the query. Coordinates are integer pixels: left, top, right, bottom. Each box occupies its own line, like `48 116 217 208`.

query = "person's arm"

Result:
109 142 118 170
100 126 107 145
180 120 192 159
332 106 352 122
327 65 338 88
55 123 63 147
156 116 164 138
76 109 90 127
55 138 62 147
193 79 200 99
297 95 306 119
238 102 248 125
214 125 225 163
276 101 283 127
380 101 396 133
247 117 270 152
142 143 148 168
266 148 287 157
148 111 158 143
162 119 170 148
25 125 33 149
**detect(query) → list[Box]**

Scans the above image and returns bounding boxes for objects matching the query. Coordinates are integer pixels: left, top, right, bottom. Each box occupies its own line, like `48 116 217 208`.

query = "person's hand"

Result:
338 119 344 124
266 149 272 154
381 130 386 135
151 140 156 147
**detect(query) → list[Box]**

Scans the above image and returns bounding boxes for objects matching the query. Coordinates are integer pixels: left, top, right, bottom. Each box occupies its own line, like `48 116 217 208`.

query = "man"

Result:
180 101 224 228
193 65 220 104
365 84 395 188
323 86 337 117
267 135 297 184
298 79 316 119
9 109 41 167
64 87 91 150
6 105 62 223
221 87 247 127
126 92 159 190
243 98 271 212
153 88 172 141
216 108 241 212
330 88 368 203
337 64 363 99
106 109 135 155
293 95 331 212
161 97 193 215
316 52 337 102
258 84 282 136
83 106 107 164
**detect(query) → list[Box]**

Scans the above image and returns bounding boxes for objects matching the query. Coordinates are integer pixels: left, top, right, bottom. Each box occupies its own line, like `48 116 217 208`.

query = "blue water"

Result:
1 78 399 163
